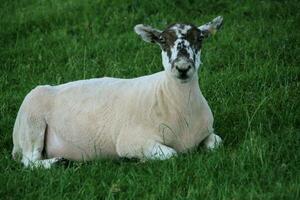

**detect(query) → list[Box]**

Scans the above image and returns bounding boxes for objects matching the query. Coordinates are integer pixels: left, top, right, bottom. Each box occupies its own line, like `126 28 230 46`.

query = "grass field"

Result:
1 0 299 199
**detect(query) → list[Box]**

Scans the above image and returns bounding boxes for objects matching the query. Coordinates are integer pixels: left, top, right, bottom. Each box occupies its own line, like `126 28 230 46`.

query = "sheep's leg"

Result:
117 140 177 160
203 133 222 150
22 156 66 169
116 129 177 160
18 120 65 169
17 119 65 169
14 112 47 168
13 86 65 169
19 125 66 169
143 141 177 160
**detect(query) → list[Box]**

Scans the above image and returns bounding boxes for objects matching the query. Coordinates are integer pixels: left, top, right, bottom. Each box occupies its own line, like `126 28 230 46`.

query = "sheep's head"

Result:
135 16 223 82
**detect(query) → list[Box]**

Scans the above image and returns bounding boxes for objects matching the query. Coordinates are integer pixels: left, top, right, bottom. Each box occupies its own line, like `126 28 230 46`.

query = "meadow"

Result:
0 0 299 199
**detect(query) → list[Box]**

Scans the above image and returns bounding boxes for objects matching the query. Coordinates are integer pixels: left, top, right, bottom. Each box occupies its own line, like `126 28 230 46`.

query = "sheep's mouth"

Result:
176 73 192 82
177 74 189 80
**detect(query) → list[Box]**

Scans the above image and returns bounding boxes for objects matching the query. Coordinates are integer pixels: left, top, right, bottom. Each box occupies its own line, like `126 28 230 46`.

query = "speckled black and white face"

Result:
159 24 203 81
135 16 223 82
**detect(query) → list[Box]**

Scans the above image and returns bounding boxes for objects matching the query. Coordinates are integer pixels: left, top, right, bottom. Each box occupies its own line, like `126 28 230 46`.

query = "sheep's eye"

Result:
159 36 166 44
198 34 204 41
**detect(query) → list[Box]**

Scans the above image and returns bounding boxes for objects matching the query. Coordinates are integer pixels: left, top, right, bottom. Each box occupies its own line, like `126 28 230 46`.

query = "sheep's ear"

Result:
198 16 223 38
134 24 162 43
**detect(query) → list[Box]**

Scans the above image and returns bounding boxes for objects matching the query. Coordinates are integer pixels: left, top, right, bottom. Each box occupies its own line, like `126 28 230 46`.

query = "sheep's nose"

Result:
175 64 192 74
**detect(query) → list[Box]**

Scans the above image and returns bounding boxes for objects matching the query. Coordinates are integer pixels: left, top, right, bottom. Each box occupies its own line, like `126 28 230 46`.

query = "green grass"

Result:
1 0 299 199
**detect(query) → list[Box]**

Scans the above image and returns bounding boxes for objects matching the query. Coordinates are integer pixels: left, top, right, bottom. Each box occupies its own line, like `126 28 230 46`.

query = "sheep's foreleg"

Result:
143 142 177 160
203 133 222 150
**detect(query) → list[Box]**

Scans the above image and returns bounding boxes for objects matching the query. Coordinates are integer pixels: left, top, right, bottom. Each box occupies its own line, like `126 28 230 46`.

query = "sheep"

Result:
12 16 223 168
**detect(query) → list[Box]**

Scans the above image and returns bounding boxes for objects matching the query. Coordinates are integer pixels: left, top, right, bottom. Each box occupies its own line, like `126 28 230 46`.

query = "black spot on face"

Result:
185 26 203 51
159 24 203 59
176 41 188 57
160 30 177 58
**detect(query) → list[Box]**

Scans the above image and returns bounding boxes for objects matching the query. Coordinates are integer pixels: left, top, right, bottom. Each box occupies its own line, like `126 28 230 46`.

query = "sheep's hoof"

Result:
54 157 70 167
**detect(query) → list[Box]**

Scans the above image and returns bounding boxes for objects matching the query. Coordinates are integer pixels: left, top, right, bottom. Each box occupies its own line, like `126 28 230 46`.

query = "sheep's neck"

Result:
161 72 201 108
154 72 202 120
